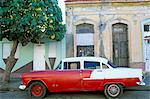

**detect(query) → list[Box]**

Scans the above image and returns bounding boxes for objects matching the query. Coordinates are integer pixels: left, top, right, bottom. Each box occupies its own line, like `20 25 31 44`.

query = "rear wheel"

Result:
104 84 123 98
28 81 47 98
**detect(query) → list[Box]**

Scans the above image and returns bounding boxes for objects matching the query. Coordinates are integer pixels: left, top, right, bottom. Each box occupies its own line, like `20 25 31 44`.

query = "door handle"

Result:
97 70 102 72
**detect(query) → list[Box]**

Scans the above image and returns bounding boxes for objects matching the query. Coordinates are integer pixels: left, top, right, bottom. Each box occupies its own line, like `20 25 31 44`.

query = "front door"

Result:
33 44 45 70
55 62 82 92
55 70 82 92
112 23 129 67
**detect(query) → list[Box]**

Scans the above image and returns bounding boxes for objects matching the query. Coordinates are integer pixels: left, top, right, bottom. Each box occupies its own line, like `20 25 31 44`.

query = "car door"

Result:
82 61 104 91
54 61 82 92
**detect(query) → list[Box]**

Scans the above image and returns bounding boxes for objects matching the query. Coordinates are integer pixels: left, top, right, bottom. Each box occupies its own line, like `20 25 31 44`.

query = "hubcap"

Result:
107 84 120 97
31 84 43 97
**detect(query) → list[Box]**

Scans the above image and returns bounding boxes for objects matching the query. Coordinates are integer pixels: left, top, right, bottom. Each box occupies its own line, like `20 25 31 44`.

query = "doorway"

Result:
112 23 129 67
144 39 150 72
33 44 45 70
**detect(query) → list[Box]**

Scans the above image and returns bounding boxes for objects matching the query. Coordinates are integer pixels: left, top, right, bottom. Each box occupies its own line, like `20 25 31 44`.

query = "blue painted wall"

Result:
0 37 66 72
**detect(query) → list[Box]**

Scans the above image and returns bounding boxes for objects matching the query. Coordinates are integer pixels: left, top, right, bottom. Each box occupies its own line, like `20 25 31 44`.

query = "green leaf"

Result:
1 0 65 44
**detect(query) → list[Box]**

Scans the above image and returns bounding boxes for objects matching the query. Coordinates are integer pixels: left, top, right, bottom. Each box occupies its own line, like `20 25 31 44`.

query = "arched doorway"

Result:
143 20 150 72
112 23 129 67
76 23 94 57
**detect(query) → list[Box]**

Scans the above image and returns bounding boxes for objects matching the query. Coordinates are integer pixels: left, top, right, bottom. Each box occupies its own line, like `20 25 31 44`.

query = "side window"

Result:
55 64 61 70
102 63 109 69
55 61 62 70
84 61 100 69
64 62 67 69
64 62 80 70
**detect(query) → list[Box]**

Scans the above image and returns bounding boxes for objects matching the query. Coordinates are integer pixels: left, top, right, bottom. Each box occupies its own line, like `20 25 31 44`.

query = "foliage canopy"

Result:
0 0 65 45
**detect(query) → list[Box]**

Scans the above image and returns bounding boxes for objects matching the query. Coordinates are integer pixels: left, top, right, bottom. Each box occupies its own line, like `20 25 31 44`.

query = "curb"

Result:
125 86 150 91
0 86 150 92
145 72 150 75
0 84 20 92
0 87 20 92
0 79 21 92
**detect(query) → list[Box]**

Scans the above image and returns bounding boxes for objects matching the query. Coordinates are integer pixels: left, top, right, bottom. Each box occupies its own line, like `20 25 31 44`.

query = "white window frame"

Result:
2 43 19 59
48 42 57 58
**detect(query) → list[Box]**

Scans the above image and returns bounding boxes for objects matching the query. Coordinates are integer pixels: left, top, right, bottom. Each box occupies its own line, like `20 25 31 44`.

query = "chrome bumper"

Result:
136 82 146 86
19 84 26 90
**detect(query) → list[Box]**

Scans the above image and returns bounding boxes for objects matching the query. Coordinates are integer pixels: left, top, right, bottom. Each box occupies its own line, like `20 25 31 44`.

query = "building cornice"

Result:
65 0 150 3
65 0 150 7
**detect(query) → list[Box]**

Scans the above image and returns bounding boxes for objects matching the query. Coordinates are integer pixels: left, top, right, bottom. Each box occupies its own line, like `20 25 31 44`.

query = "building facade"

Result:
0 38 66 73
65 0 150 71
1 0 150 73
142 19 150 72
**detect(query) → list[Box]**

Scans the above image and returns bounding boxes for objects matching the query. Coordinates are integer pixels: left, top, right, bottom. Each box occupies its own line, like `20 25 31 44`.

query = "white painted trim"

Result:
83 78 103 80
83 68 143 82
90 68 142 81
2 42 19 59
48 42 57 58
33 44 45 70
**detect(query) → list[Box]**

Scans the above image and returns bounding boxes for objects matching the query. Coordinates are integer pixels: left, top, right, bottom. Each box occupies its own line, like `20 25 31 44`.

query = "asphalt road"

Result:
0 90 150 99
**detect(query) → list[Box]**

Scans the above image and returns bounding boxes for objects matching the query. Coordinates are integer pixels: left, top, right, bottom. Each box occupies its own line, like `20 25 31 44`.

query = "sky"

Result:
58 0 66 23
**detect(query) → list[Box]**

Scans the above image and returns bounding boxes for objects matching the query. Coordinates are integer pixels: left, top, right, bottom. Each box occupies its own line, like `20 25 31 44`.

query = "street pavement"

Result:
0 89 150 99
0 73 150 99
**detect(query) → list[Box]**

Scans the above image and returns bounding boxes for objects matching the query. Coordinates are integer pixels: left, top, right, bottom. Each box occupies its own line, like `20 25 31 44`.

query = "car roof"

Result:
62 57 108 64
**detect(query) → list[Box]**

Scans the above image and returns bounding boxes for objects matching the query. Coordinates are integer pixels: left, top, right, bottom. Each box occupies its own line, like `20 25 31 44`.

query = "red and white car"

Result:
19 57 145 98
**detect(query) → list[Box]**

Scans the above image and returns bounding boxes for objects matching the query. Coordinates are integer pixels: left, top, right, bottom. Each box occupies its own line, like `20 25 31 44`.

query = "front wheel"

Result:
104 84 123 98
28 81 47 98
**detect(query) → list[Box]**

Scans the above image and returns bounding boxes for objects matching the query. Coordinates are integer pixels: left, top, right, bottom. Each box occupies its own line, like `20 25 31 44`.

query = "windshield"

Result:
55 61 62 70
108 61 117 68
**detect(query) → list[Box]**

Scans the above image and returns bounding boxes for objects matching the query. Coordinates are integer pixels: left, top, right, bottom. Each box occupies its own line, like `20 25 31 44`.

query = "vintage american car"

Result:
19 57 145 98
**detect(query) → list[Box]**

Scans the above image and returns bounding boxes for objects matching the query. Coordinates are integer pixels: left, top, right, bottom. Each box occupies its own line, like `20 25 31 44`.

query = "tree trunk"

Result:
2 40 19 83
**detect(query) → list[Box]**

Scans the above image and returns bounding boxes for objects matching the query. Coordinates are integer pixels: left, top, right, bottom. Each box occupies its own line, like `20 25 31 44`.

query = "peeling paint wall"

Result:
65 1 150 69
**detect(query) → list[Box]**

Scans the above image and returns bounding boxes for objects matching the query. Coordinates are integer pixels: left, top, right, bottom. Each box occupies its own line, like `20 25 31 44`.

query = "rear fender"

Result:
104 82 125 88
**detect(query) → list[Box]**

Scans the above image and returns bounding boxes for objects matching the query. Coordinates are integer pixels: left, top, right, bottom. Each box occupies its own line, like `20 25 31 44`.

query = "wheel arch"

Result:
27 80 49 90
104 83 124 98
104 82 125 88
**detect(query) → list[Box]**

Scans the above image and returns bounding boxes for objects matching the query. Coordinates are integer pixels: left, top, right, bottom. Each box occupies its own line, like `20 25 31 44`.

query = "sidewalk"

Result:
0 73 150 92
0 73 21 91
